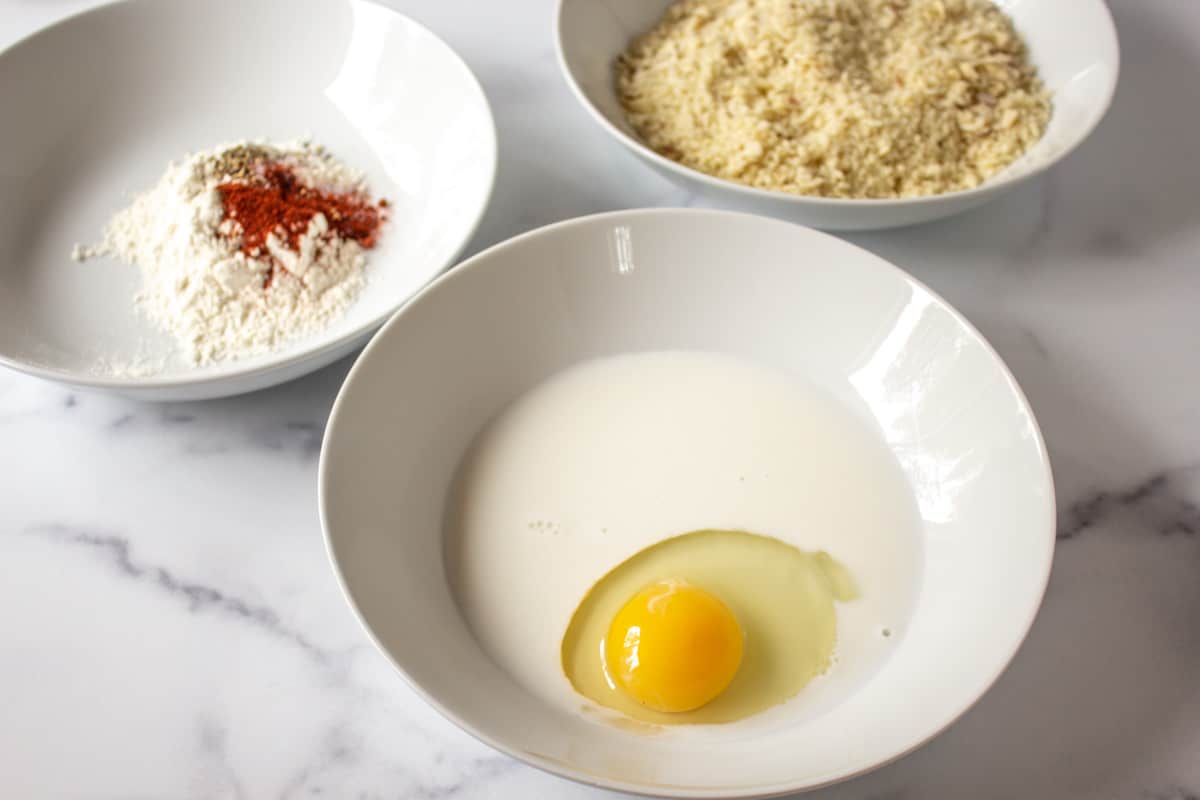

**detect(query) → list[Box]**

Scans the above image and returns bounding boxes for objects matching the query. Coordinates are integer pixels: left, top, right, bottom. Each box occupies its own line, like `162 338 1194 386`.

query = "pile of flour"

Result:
74 140 375 367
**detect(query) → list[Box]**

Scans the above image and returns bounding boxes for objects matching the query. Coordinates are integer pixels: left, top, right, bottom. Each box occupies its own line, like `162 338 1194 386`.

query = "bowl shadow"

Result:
1046 2 1200 248
782 320 1200 800
864 3 1200 250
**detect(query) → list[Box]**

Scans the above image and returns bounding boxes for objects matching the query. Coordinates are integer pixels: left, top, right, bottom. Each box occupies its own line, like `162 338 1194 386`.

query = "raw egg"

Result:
562 529 858 725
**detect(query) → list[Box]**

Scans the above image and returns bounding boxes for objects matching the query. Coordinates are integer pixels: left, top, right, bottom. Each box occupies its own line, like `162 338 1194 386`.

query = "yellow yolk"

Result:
604 580 743 713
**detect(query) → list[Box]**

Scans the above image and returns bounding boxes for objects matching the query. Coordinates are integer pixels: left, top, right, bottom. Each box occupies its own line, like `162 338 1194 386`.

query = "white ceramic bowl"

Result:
0 0 495 401
320 208 1055 797
555 0 1118 231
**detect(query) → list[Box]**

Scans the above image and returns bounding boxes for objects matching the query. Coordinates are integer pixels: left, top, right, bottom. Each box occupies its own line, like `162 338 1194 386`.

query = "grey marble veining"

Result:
24 523 341 664
2 0 1200 798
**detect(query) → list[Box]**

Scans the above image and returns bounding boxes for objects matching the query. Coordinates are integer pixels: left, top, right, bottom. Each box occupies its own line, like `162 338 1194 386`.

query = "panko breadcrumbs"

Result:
617 0 1052 199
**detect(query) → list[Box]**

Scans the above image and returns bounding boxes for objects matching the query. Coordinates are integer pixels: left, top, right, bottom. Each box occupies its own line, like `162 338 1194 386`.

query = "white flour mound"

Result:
75 140 374 368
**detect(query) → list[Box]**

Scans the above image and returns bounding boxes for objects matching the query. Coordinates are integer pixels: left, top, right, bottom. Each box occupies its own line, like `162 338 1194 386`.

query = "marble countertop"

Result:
3 0 1199 797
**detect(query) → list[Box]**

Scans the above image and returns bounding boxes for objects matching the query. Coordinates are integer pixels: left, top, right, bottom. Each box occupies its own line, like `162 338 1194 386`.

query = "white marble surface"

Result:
2 0 1199 797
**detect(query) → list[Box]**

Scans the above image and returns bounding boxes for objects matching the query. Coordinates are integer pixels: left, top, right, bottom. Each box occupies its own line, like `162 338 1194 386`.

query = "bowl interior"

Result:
0 0 494 388
320 209 1054 796
557 0 1119 201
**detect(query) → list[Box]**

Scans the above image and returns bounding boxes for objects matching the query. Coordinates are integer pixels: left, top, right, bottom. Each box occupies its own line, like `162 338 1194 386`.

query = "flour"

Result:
75 140 384 368
90 354 167 380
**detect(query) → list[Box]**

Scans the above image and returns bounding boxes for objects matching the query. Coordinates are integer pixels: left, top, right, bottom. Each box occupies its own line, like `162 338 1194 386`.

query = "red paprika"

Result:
217 162 385 287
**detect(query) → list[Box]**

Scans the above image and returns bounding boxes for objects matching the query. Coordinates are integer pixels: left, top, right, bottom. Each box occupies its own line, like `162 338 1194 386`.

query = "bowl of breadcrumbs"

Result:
557 0 1118 230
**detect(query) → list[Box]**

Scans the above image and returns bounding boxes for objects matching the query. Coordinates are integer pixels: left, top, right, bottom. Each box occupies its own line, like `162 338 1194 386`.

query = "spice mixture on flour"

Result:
74 140 387 367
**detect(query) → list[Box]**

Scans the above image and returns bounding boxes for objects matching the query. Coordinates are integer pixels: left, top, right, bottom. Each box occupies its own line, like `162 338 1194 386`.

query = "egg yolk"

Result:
604 580 743 713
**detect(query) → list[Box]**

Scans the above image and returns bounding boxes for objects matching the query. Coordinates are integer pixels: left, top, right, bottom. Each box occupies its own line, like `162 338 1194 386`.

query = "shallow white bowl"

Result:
320 208 1055 797
555 0 1118 231
0 0 495 401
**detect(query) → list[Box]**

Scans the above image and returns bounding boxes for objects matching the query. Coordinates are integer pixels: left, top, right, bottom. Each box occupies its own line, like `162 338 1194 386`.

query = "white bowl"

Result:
319 208 1055 797
0 0 496 401
555 0 1118 231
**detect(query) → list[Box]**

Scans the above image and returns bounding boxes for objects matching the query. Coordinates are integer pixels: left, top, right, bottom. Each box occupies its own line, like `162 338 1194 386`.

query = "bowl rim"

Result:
318 207 1057 798
0 0 498 394
552 0 1120 209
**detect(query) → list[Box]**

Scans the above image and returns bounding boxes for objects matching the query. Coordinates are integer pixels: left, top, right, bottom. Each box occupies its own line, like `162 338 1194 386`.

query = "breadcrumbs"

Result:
617 0 1052 199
